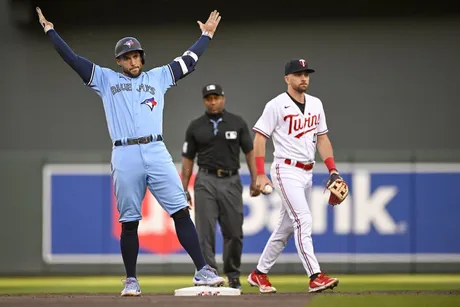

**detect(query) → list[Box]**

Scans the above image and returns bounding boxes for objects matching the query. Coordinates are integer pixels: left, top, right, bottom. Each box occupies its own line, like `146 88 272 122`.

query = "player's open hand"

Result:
197 10 221 39
36 7 54 33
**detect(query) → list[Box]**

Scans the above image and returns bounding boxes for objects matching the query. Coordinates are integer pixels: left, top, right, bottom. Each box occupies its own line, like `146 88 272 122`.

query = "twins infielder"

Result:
36 7 225 296
247 59 341 293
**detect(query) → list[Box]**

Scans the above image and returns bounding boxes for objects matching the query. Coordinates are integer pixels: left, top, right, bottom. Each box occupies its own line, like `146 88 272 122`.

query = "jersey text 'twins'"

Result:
283 113 320 138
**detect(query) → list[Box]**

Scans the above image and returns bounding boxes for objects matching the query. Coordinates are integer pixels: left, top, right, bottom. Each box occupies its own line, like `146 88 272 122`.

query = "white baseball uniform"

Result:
253 92 328 277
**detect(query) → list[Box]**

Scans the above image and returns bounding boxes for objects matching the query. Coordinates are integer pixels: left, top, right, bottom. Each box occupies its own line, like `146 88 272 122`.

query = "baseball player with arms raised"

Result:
36 7 225 296
247 59 348 293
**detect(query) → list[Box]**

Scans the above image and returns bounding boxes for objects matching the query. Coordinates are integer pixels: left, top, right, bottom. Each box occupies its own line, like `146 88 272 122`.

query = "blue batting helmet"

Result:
114 37 145 64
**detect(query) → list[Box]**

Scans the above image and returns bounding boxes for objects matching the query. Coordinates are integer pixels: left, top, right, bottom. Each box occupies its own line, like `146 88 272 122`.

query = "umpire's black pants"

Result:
194 169 243 279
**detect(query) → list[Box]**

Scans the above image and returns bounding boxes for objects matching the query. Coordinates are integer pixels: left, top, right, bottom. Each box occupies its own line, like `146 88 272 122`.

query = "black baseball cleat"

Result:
228 278 242 291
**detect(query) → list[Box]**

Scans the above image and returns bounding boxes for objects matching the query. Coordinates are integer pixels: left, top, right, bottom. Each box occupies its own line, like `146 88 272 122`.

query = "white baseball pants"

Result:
256 160 321 277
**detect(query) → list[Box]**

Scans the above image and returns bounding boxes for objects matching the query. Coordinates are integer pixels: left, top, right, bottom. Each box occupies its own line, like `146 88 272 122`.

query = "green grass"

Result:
1 274 460 295
310 295 460 307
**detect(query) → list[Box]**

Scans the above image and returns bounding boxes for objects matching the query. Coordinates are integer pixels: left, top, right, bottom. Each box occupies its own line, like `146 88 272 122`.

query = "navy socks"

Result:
120 221 139 278
173 210 207 271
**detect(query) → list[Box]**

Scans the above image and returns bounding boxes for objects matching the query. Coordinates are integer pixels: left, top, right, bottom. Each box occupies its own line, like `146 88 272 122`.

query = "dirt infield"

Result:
1 290 459 307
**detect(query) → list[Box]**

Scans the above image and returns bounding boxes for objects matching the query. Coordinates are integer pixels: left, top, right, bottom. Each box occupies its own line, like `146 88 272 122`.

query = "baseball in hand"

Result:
263 184 273 194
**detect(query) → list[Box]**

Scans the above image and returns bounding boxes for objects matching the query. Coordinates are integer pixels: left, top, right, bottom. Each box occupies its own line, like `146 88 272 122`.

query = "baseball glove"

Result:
325 173 349 206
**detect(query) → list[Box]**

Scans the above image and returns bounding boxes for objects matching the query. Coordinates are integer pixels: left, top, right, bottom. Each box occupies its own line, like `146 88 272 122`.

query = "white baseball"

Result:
263 184 273 194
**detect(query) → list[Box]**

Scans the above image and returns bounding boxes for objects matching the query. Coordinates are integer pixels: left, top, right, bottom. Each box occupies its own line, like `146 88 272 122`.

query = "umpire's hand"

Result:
250 181 261 197
185 191 192 205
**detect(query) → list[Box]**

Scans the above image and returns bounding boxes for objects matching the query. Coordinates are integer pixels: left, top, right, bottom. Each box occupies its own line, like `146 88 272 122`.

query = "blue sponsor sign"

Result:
42 163 460 264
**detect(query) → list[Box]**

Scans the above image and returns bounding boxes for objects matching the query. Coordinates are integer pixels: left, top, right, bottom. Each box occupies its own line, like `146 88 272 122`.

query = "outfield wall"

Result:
29 161 460 275
1 151 460 276
2 0 460 277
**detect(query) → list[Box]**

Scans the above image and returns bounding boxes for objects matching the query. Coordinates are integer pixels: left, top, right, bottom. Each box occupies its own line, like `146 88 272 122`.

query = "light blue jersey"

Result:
88 64 187 221
46 27 212 222
42 8 226 285
88 65 174 142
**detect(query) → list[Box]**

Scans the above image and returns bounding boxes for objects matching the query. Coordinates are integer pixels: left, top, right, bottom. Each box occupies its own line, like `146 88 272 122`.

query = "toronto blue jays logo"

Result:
141 97 158 111
124 40 134 48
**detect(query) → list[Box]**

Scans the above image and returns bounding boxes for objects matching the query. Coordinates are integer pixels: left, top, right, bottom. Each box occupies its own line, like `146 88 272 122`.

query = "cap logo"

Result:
206 85 216 91
299 59 306 67
124 40 134 48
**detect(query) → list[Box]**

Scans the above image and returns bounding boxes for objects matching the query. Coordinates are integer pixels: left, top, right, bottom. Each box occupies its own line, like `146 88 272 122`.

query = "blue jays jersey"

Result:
88 64 175 142
44 29 211 143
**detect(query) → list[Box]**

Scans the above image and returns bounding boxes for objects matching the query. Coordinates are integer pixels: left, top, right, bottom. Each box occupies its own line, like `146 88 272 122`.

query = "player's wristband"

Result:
256 156 265 175
202 31 213 39
324 157 337 173
43 25 53 33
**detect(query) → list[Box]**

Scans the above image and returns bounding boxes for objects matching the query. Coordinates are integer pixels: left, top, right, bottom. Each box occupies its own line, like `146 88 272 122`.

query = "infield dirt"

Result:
1 290 459 307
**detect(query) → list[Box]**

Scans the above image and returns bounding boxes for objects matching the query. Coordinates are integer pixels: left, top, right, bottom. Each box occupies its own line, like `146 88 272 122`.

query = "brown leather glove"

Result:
326 173 349 206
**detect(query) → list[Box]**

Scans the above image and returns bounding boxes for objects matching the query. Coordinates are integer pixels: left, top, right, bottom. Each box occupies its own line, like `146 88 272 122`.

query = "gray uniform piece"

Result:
194 169 243 279
182 106 253 282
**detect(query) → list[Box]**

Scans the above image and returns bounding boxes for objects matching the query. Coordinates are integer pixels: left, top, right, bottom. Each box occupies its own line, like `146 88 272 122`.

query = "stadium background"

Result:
1 0 460 279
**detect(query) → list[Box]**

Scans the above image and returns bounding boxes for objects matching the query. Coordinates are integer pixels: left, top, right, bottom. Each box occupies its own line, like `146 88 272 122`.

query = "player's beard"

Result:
124 67 142 78
293 83 309 93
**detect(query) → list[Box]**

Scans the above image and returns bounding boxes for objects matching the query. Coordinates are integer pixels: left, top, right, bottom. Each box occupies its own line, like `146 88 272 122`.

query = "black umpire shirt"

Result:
182 110 253 171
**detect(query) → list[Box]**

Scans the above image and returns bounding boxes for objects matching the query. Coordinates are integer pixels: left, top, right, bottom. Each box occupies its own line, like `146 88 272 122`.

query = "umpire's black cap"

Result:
285 59 315 76
202 84 224 98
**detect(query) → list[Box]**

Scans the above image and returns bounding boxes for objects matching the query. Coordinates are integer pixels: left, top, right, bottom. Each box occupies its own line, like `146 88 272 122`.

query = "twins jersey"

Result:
253 92 328 163
87 64 175 142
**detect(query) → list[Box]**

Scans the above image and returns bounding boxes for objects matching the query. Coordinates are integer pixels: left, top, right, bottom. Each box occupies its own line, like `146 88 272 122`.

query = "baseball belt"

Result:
284 159 314 171
113 134 163 146
200 168 239 178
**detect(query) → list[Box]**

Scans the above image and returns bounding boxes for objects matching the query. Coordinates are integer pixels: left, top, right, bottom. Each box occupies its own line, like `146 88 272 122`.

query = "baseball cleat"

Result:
247 270 277 294
193 265 225 286
228 277 243 291
308 273 339 293
121 277 141 296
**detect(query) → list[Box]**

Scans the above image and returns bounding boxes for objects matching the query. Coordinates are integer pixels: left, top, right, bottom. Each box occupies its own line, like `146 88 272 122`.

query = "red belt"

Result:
284 159 314 171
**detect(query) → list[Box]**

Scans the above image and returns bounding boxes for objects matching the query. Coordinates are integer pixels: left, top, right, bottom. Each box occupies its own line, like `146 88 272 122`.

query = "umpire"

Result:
181 84 260 290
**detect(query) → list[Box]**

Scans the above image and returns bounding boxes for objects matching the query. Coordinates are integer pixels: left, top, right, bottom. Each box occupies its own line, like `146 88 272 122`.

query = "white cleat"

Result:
121 277 141 296
193 265 225 287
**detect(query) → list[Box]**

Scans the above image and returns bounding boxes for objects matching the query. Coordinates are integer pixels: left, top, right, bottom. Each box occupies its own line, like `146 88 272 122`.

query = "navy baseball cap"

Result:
202 84 224 98
284 59 316 76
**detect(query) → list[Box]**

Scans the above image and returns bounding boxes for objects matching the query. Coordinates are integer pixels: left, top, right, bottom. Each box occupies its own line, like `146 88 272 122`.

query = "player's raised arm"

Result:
36 7 94 85
168 10 222 82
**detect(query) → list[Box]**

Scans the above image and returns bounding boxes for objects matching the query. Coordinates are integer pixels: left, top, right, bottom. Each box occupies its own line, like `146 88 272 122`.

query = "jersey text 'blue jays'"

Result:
89 65 173 141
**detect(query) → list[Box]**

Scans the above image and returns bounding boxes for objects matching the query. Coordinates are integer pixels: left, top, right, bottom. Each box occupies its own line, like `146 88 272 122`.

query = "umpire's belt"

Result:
284 159 314 171
114 134 163 146
200 168 239 178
